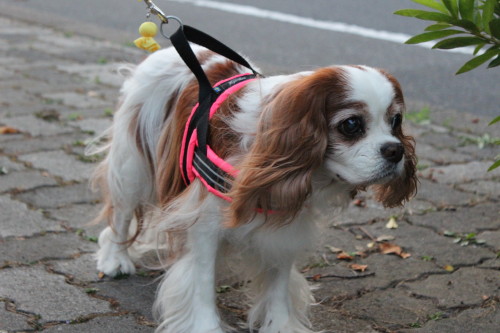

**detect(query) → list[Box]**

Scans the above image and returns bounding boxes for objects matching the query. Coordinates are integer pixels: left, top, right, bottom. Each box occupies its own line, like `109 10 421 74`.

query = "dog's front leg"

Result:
96 209 136 276
154 216 224 333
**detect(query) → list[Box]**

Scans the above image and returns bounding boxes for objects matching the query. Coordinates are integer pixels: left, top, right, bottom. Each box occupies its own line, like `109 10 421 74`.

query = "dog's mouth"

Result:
333 164 399 186
369 164 400 184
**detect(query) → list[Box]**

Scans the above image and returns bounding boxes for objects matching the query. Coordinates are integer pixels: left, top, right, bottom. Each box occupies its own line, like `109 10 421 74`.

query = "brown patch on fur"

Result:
372 70 418 207
227 67 349 228
155 58 245 206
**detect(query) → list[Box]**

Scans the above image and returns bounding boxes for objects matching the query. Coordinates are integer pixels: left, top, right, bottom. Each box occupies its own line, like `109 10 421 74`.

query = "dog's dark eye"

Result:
339 117 364 137
391 114 402 129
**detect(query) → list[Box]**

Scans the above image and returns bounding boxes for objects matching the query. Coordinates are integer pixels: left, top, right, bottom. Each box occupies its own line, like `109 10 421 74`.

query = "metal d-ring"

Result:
160 16 184 39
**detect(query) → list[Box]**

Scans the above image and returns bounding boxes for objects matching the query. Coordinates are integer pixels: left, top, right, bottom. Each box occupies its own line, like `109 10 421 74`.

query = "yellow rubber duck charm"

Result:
134 22 161 52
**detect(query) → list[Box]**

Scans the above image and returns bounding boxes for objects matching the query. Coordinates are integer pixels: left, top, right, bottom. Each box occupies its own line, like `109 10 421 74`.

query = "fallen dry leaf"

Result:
379 242 411 259
376 234 396 242
349 264 368 272
325 245 343 253
385 216 399 229
337 252 354 260
311 274 322 281
443 264 454 272
0 126 20 134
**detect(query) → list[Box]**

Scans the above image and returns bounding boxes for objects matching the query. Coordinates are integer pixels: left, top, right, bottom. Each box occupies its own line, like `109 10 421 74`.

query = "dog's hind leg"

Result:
96 147 153 277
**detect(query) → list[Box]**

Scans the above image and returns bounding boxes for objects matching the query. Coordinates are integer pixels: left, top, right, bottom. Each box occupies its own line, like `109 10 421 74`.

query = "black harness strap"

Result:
168 24 260 188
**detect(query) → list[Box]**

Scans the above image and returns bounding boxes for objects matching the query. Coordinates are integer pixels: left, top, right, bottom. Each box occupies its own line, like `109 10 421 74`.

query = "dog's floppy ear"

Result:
227 69 345 227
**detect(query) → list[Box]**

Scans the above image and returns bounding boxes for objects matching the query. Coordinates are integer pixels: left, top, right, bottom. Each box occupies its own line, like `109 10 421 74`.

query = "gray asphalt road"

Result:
1 0 499 118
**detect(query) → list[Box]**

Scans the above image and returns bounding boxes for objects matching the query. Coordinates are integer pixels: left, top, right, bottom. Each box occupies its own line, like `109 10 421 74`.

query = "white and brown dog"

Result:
91 45 417 333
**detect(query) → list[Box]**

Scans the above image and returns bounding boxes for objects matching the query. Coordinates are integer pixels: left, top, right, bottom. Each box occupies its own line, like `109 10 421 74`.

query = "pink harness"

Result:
179 73 256 201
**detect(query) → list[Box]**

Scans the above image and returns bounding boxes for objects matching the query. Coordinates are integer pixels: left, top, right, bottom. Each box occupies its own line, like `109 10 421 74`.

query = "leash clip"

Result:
143 0 169 23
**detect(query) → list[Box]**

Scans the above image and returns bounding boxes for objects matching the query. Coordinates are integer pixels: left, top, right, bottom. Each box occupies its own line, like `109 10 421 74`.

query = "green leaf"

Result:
406 30 464 44
443 0 459 18
456 49 498 74
394 9 455 23
482 0 496 33
433 36 485 49
453 19 480 32
487 159 500 171
473 42 486 55
459 0 475 21
490 18 500 38
425 23 454 31
488 54 500 68
411 0 449 13
489 115 500 125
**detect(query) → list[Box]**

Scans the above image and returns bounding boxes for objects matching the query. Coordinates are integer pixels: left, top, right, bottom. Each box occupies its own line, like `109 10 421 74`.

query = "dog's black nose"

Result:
380 142 404 163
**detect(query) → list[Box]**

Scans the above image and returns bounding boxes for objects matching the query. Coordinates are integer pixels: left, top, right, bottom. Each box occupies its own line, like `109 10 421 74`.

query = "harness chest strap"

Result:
180 73 257 201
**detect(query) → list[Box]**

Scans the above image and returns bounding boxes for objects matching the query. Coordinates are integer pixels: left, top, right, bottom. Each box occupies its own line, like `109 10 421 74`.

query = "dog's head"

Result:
228 66 417 226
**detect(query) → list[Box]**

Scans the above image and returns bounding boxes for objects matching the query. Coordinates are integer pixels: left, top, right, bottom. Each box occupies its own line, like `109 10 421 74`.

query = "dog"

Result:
91 44 417 333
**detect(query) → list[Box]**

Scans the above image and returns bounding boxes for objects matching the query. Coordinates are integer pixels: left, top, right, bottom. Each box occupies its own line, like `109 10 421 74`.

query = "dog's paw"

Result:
96 227 136 277
96 249 136 277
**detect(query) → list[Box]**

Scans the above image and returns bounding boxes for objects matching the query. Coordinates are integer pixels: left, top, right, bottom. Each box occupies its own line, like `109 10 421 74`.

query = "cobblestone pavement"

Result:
1 14 499 333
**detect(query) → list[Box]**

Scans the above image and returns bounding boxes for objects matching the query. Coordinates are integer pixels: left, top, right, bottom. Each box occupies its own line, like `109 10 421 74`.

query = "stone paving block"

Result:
41 91 111 109
476 230 500 250
0 169 58 193
0 115 72 137
91 275 158 321
57 63 126 87
420 161 500 184
42 314 153 332
307 304 379 333
455 144 499 160
0 195 63 238
69 118 112 136
0 265 111 322
330 199 403 226
412 179 479 207
0 88 38 106
0 232 97 264
22 66 89 88
340 289 439 329
2 133 91 155
428 108 496 137
0 302 32 331
0 56 27 66
0 66 15 79
48 253 101 284
0 132 24 143
311 254 440 297
46 203 103 237
401 307 500 333
362 220 495 267
408 203 500 234
1 103 54 117
0 156 25 172
415 143 473 166
15 183 100 208
403 267 500 308
59 107 115 120
457 180 500 197
18 150 92 182
415 131 460 150
479 258 500 269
